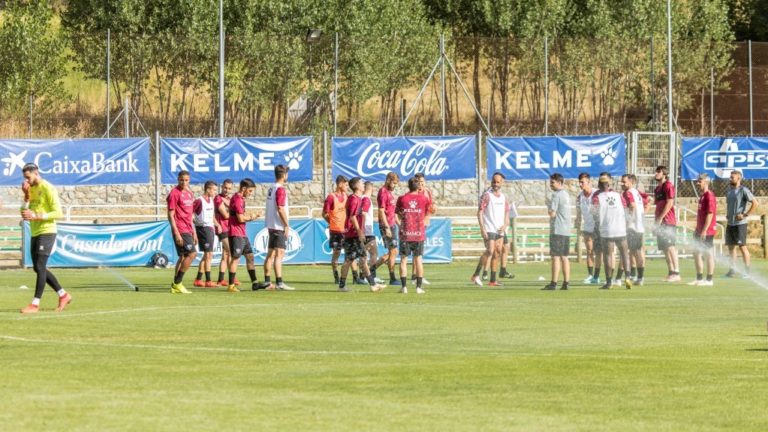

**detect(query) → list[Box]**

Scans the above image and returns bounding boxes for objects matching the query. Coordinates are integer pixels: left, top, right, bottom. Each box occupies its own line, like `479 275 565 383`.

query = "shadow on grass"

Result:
745 348 768 352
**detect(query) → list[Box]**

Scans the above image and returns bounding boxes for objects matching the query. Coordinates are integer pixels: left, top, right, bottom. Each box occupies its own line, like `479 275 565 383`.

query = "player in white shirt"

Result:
471 173 509 287
193 181 219 288
620 174 647 285
259 164 294 291
595 176 632 290
576 173 601 284
360 181 384 284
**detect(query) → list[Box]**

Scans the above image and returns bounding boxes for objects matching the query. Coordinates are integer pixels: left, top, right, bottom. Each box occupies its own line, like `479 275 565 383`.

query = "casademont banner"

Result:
487 134 626 180
681 137 768 180
160 137 313 184
22 218 451 267
22 221 173 267
0 138 150 186
332 136 477 181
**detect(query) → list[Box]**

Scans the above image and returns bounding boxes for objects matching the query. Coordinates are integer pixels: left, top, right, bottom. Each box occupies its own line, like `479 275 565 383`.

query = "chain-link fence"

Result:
2 33 768 196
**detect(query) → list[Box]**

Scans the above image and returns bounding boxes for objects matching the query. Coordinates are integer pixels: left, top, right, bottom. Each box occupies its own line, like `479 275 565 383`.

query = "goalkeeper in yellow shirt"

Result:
19 163 71 314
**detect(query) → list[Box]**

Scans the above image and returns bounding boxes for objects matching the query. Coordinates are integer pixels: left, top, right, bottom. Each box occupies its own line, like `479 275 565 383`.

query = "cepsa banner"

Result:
332 136 476 181
681 137 768 180
23 218 452 267
160 137 313 184
487 134 626 180
0 138 150 186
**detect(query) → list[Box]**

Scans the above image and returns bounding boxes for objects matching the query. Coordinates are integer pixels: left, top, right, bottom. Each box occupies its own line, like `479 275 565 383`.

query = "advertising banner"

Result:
487 134 626 180
24 218 451 267
681 137 768 180
161 137 313 184
0 138 150 186
23 221 174 267
332 136 476 181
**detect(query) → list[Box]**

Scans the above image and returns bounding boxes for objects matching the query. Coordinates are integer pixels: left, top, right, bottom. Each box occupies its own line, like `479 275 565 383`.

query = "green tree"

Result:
0 0 69 118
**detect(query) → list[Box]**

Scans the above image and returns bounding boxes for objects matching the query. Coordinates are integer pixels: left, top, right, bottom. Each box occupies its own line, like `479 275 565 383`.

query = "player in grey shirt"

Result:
725 170 758 277
544 173 571 290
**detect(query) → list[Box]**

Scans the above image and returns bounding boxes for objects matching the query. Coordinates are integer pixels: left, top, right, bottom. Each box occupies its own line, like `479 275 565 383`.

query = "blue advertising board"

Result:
0 138 150 186
160 137 313 184
681 136 768 180
487 134 626 180
24 218 452 267
332 136 476 181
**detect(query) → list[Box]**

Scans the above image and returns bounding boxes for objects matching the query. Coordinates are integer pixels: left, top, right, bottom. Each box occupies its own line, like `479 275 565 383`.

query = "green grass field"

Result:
1 260 768 431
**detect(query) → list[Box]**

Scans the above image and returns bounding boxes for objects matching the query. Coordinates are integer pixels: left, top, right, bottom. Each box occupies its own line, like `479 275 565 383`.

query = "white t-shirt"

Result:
480 189 507 233
193 196 215 228
578 189 596 233
362 196 375 236
265 183 289 231
598 190 627 238
625 188 645 233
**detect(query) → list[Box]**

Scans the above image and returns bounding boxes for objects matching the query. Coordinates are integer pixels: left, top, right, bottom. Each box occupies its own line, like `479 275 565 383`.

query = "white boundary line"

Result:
0 334 765 363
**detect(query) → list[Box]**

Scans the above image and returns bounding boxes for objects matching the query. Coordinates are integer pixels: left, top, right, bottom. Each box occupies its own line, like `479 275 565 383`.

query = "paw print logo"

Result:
284 151 303 170
409 200 417 209
606 196 616 206
600 145 618 166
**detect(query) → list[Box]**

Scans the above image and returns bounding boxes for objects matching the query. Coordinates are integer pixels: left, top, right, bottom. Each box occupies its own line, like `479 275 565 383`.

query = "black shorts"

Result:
656 224 676 250
400 241 425 257
379 226 398 250
725 224 747 247
627 230 644 252
217 231 229 242
550 234 570 257
268 230 286 250
30 234 56 260
343 238 366 261
601 236 627 251
364 235 377 246
175 232 196 257
229 236 253 259
196 226 215 252
693 233 715 252
486 232 503 242
583 231 601 250
329 232 344 251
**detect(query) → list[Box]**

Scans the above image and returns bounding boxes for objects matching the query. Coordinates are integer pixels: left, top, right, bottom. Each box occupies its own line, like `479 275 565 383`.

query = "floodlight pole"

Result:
106 28 111 138
334 32 339 137
749 40 753 136
666 0 673 135
440 34 446 136
218 0 225 139
544 36 549 136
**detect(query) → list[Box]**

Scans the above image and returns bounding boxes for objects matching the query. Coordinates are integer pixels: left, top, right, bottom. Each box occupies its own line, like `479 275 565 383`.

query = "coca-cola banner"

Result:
332 136 477 181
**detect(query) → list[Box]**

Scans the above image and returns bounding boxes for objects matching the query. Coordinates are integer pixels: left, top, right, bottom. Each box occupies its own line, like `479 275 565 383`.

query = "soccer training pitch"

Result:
1 260 768 431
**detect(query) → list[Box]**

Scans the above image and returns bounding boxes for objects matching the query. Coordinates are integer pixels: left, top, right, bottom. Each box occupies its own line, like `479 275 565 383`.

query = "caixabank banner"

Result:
0 138 150 186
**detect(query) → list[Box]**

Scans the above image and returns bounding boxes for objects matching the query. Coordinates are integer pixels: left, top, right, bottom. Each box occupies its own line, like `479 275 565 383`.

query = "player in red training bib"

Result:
337 177 386 292
395 177 432 294
167 170 197 294
372 172 400 285
227 178 262 293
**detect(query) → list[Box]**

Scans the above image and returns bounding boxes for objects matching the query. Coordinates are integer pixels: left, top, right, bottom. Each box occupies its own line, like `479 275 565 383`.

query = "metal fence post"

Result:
511 217 518 264
155 130 161 220
323 129 328 200
710 67 714 135
762 214 768 259
124 97 130 138
28 95 33 138
477 130 483 197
